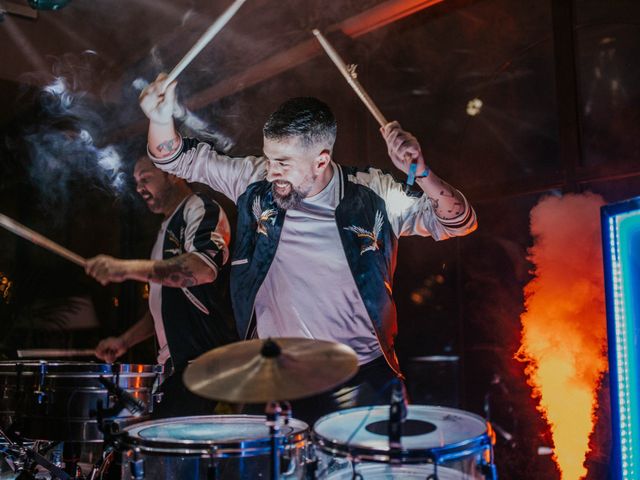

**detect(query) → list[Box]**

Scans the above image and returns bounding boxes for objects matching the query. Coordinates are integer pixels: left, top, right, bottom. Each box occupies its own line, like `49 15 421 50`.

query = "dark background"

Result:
1 1 638 478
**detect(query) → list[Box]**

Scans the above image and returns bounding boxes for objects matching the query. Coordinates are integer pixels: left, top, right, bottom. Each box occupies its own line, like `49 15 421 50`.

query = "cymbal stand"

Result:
265 401 282 480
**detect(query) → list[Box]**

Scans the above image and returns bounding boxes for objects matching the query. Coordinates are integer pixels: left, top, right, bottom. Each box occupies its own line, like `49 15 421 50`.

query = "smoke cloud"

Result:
517 192 608 479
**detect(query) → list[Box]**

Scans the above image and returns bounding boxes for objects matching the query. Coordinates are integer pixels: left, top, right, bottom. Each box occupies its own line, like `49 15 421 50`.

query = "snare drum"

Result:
0 361 161 442
120 415 310 479
313 405 495 479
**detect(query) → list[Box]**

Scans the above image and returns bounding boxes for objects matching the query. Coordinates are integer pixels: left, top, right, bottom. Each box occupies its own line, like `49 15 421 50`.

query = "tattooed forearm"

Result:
429 179 466 220
150 256 198 288
156 137 178 155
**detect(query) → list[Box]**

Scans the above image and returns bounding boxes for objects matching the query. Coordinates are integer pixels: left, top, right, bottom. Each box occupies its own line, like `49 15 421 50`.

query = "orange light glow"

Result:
517 193 608 479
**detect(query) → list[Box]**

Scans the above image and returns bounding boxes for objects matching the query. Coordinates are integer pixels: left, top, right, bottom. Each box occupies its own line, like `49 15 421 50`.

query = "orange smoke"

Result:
517 192 608 479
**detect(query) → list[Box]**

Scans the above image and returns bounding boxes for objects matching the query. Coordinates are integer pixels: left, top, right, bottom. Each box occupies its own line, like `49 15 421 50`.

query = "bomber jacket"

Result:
155 193 238 371
149 138 477 374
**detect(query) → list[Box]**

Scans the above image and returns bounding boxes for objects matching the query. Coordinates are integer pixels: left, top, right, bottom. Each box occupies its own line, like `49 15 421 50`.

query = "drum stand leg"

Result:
350 461 363 480
0 427 72 480
426 461 439 480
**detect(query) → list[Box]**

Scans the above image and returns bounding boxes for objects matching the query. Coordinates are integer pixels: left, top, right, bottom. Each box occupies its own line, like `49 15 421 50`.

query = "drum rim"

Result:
312 405 491 464
121 415 309 456
327 463 468 479
0 361 163 376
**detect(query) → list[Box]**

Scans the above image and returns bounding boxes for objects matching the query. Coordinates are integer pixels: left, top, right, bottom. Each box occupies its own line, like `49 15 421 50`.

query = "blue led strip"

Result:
617 213 640 479
602 200 640 480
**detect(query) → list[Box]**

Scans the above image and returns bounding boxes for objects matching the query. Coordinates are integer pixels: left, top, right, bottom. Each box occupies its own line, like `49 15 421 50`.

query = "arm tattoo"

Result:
150 257 197 288
432 180 466 220
157 138 177 154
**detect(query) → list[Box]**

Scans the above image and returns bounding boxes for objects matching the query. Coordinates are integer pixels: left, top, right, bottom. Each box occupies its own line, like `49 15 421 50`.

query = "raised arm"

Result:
140 74 182 160
139 75 265 202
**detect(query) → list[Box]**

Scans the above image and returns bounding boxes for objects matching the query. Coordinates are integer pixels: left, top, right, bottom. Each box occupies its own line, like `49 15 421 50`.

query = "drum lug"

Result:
34 362 48 405
129 450 145 480
152 392 164 404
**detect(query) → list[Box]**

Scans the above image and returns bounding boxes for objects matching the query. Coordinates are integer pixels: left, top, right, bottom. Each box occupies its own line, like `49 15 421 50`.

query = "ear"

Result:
314 149 332 172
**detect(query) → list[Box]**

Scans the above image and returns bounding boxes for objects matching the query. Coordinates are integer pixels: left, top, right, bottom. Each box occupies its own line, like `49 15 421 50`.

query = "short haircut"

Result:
263 97 337 149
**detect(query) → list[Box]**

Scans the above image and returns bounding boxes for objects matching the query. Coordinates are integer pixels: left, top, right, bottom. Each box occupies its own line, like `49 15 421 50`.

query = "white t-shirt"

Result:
254 166 382 364
149 214 172 365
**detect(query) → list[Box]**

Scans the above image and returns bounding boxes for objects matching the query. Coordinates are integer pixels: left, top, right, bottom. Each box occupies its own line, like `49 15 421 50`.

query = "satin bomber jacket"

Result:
149 138 477 375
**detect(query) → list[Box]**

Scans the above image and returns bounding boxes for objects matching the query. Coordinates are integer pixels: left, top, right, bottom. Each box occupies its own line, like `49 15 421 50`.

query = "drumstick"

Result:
17 348 96 358
312 29 420 185
0 213 87 268
163 0 248 88
312 29 387 127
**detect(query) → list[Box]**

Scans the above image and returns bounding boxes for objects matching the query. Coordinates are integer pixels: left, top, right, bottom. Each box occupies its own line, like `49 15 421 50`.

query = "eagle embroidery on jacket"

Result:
164 229 183 256
344 210 384 255
252 196 277 236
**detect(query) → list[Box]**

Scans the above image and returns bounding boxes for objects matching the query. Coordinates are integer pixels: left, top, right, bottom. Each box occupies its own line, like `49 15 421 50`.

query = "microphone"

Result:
98 376 146 417
388 378 407 450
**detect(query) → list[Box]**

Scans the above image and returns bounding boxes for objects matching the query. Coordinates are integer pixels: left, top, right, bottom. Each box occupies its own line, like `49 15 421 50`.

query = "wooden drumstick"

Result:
0 212 87 267
17 349 96 358
163 0 248 88
312 29 387 127
312 29 420 185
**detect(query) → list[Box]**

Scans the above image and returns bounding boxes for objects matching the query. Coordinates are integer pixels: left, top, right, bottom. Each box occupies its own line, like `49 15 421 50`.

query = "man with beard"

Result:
139 76 477 423
86 156 237 418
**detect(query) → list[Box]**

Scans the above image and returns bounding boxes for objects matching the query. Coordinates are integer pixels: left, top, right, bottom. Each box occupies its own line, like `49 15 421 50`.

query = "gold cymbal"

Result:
183 338 359 403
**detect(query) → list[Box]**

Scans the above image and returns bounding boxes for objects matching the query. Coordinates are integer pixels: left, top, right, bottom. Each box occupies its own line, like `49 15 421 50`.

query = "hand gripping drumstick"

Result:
0 212 87 268
312 29 420 185
163 0 248 88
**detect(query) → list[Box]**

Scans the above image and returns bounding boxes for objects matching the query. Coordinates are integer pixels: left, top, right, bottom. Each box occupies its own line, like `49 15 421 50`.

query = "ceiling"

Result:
0 0 452 119
0 0 638 198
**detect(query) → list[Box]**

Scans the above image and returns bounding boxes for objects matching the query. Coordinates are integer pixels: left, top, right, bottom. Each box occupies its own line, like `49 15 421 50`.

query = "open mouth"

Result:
273 181 291 194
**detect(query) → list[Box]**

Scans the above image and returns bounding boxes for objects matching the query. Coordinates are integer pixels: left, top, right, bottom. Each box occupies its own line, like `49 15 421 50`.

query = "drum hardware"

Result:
0 426 72 480
182 338 358 480
34 363 47 406
388 378 407 455
118 415 310 479
96 377 146 417
313 405 497 479
0 361 162 442
266 401 282 480
128 449 145 480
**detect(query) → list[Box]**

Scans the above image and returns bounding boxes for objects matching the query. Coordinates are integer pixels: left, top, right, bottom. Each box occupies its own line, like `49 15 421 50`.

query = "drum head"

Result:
123 415 309 456
313 405 489 463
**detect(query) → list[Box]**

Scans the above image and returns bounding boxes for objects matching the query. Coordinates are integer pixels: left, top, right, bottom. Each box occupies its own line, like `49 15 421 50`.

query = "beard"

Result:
271 175 316 210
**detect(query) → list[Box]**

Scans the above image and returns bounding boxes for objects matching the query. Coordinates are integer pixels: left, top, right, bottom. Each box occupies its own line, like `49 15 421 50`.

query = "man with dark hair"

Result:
139 76 477 423
86 156 238 418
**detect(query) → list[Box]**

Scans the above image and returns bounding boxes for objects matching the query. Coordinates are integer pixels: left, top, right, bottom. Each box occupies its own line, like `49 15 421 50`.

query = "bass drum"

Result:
119 415 310 479
313 405 496 479
0 361 161 442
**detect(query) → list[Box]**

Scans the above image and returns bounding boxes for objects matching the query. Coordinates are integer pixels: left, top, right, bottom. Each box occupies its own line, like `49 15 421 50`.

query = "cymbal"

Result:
183 338 359 403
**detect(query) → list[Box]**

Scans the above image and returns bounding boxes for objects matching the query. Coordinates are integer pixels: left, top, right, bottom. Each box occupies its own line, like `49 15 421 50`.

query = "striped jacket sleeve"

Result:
348 167 477 240
148 137 266 203
182 194 231 273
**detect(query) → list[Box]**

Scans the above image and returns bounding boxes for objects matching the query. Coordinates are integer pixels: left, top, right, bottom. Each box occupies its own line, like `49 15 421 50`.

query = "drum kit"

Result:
0 339 498 479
